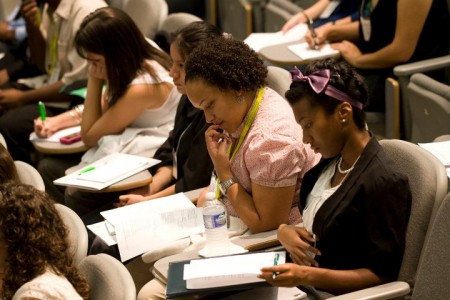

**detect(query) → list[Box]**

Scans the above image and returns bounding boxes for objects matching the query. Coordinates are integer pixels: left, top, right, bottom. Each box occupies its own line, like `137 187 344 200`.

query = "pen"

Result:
272 253 280 279
78 166 95 175
37 101 46 123
303 12 319 50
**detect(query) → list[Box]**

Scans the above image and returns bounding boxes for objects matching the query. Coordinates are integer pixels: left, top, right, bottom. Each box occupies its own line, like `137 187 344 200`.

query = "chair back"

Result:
14 161 45 191
412 192 450 299
406 73 450 142
266 65 292 99
264 0 302 32
0 132 6 149
154 12 202 53
217 0 253 40
79 253 136 300
379 139 448 290
55 204 88 265
108 0 168 39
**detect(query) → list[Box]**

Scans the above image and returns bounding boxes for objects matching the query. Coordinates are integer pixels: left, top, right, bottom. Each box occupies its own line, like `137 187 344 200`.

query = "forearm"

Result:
80 76 105 146
305 267 384 294
47 105 83 131
25 24 46 72
352 44 411 69
146 184 176 201
225 183 265 233
327 22 359 42
148 166 174 195
19 80 71 104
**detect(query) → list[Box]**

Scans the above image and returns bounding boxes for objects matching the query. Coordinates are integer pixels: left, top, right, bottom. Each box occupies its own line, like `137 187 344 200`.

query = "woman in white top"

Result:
0 183 88 300
33 7 180 206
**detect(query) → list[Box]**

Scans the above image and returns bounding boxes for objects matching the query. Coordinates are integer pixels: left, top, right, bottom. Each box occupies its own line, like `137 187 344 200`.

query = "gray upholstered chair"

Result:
154 12 202 53
266 65 292 100
14 160 45 191
410 191 450 299
79 253 136 300
404 73 450 143
55 203 88 265
108 0 168 39
264 0 302 33
0 132 6 149
328 139 448 300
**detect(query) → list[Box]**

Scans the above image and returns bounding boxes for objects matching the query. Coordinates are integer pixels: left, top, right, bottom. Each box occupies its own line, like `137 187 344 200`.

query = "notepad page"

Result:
288 42 339 60
77 155 149 183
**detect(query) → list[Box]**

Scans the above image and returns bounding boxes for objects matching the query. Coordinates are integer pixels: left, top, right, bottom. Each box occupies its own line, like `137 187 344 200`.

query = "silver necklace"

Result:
337 156 359 174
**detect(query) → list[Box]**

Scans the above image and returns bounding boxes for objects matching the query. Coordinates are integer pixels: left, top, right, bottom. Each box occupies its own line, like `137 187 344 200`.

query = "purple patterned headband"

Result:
289 67 363 110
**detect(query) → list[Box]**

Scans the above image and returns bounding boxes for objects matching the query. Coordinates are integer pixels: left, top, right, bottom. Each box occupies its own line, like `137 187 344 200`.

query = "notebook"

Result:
54 153 160 190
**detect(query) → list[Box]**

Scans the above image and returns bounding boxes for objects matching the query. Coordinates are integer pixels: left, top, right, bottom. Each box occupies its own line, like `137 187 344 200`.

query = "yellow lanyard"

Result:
48 20 59 75
215 87 265 197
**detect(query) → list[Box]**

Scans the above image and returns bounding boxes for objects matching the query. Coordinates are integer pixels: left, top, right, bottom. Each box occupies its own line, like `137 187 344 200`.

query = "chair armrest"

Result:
327 281 410 300
394 55 450 77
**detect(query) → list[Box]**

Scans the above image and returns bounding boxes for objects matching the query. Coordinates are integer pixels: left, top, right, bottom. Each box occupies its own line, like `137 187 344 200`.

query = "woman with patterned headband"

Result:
259 58 412 298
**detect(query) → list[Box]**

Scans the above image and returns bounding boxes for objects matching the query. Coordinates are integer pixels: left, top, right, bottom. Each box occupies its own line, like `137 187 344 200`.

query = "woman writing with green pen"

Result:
34 7 181 208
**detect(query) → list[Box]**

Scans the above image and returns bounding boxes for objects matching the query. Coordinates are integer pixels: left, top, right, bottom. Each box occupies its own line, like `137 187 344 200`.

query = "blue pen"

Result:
272 253 280 279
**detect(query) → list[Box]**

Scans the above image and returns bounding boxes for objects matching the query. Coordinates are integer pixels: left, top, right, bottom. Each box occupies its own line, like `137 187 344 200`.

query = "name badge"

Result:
172 149 178 180
360 17 372 42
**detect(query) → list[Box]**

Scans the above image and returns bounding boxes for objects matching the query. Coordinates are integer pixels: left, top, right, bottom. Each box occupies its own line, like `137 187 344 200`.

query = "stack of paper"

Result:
53 152 160 190
184 251 286 289
419 141 450 178
94 193 205 261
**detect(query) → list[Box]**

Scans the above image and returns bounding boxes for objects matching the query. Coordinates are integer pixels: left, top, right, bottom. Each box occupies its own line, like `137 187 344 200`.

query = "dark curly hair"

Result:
171 21 223 61
75 7 171 107
285 58 369 130
185 37 267 92
0 183 89 299
0 144 18 184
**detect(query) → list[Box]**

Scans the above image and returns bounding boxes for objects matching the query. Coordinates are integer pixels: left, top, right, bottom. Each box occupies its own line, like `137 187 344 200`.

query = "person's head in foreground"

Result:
0 183 89 299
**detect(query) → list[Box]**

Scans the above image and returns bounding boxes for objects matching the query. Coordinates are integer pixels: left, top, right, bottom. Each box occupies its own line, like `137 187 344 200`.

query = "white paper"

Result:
53 153 160 190
29 125 81 143
183 251 286 289
419 141 450 167
244 24 308 52
87 221 117 246
100 193 205 262
288 42 339 60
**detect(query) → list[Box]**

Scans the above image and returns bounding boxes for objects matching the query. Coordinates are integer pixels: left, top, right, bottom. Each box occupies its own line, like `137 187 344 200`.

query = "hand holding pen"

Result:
302 12 319 50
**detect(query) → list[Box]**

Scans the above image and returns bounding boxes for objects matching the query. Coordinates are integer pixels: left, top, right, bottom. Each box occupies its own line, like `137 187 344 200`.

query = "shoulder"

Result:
13 270 82 300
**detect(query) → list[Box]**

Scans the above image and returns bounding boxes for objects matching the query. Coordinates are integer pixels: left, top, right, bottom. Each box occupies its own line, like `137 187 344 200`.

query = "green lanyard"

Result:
215 87 265 197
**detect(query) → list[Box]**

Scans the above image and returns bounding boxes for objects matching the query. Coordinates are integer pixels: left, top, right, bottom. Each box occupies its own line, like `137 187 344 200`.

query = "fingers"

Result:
116 195 129 207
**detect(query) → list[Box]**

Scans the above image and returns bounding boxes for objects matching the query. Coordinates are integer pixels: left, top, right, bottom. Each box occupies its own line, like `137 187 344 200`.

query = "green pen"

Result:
272 253 280 279
78 166 95 175
37 101 46 123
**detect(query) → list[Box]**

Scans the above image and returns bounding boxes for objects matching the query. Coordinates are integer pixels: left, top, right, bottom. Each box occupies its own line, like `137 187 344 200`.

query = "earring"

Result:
341 119 346 123
236 95 244 103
